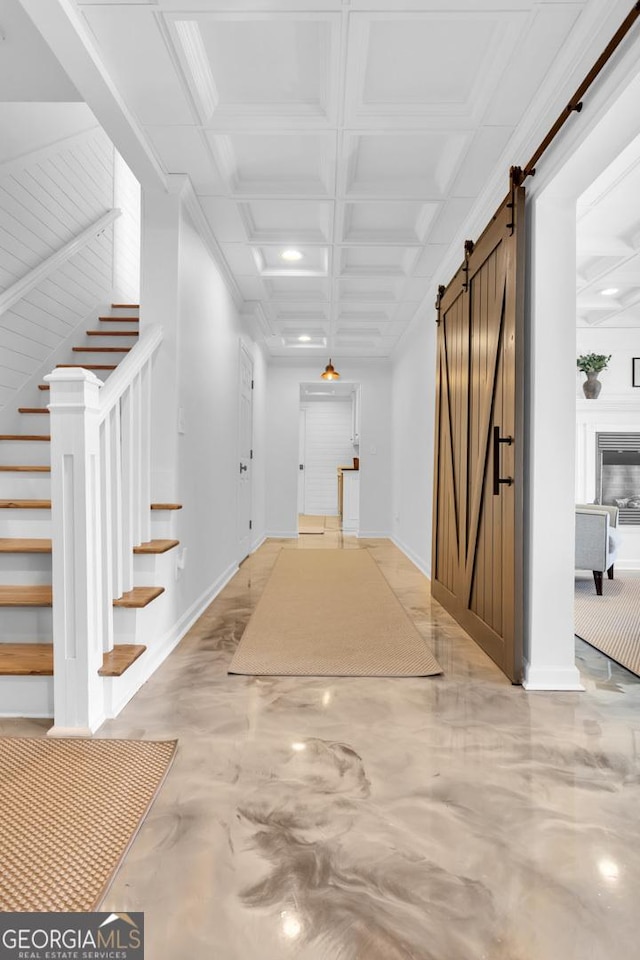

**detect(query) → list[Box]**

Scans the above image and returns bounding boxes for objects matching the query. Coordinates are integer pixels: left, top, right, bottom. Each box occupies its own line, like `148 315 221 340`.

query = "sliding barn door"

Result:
432 185 525 682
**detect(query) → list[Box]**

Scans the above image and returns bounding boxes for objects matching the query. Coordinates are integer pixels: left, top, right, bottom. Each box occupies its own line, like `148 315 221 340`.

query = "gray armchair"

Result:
575 504 620 595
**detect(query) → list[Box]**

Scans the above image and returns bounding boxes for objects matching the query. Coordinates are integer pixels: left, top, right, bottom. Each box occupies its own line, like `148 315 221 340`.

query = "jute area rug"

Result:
298 514 325 534
575 577 640 677
229 549 442 677
0 737 177 911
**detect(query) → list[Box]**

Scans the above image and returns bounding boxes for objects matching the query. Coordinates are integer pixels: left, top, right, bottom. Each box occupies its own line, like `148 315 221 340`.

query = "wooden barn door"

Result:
432 181 525 682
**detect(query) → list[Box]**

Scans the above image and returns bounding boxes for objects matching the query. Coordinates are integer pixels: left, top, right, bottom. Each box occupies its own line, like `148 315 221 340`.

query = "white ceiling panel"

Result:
346 11 527 126
165 13 340 128
76 0 595 356
239 200 333 244
343 131 471 198
339 201 439 244
336 246 419 278
207 132 336 196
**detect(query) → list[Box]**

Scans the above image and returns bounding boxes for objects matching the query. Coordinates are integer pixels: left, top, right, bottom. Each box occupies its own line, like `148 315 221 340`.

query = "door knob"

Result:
239 463 248 473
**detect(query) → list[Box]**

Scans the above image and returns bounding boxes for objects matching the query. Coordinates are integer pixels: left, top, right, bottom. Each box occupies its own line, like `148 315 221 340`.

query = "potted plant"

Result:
577 353 611 399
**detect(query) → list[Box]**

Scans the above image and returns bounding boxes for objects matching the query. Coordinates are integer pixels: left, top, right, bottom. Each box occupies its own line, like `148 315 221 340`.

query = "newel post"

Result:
45 368 106 734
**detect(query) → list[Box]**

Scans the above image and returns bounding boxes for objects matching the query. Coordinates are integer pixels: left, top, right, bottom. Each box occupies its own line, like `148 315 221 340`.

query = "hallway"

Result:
4 534 640 959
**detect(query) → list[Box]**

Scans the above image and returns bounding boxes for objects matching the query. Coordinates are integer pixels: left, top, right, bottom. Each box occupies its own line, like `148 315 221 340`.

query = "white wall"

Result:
172 209 267 620
0 122 115 417
266 361 391 537
301 399 353 516
390 316 437 577
576 326 640 399
113 152 141 304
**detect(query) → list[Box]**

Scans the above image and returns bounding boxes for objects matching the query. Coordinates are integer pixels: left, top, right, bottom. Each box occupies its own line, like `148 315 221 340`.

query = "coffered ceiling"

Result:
577 132 640 327
70 0 594 357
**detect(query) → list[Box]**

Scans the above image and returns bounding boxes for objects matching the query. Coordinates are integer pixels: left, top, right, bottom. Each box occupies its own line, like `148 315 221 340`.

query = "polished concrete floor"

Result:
4 533 640 959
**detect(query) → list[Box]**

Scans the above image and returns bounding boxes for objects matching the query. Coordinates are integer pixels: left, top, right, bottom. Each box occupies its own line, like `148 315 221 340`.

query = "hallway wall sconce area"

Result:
321 359 340 381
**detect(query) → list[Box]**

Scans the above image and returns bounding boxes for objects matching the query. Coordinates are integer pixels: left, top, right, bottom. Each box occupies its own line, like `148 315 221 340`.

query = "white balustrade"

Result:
46 324 163 733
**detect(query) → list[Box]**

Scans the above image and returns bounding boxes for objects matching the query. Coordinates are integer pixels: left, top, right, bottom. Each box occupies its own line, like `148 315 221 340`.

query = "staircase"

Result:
0 304 179 721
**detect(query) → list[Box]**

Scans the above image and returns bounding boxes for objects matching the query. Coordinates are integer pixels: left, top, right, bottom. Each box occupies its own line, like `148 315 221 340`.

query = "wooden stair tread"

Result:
72 346 132 353
18 408 49 414
0 434 50 441
110 304 139 309
113 586 165 608
98 644 146 677
0 643 146 677
0 538 52 553
87 330 139 336
100 316 139 321
0 585 52 606
0 465 50 472
150 503 183 511
56 364 117 370
0 500 51 509
0 644 53 676
134 539 180 554
38 385 50 391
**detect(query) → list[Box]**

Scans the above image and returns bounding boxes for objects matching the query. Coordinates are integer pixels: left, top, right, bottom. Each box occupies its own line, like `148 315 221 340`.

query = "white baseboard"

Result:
357 530 391 539
391 535 431 580
613 559 640 571
103 560 239 720
251 534 267 553
522 658 585 691
267 530 297 539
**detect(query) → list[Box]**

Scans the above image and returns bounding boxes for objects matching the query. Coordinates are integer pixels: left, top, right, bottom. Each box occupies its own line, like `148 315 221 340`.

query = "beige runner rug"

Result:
298 514 325 535
575 577 640 676
229 549 442 677
0 737 177 911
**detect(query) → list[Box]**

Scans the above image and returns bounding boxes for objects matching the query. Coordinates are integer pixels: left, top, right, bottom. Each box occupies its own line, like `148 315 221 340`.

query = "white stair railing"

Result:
45 324 163 734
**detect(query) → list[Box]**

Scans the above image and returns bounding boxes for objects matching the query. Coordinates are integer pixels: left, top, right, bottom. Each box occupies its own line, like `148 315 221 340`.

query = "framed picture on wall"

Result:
634 358 640 387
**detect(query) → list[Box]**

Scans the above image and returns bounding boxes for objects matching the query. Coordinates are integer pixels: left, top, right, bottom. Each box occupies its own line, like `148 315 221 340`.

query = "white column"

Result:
524 194 583 690
46 368 106 734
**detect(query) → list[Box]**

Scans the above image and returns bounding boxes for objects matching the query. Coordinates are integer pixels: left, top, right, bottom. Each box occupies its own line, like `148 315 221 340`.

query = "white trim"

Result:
357 530 391 539
251 534 267 553
267 530 298 539
103 561 239 720
0 209 120 319
523 660 584 692
391 535 431 580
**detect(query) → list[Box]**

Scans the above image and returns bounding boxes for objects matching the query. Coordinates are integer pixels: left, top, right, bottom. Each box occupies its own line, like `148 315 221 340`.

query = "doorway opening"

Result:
298 381 360 536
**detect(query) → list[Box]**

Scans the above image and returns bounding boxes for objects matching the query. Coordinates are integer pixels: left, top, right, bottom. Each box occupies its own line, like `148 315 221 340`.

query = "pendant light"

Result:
320 358 340 381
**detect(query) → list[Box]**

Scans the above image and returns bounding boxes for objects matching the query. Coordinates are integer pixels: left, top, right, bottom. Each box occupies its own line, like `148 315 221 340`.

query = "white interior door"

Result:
238 344 253 561
298 408 306 515
302 400 353 515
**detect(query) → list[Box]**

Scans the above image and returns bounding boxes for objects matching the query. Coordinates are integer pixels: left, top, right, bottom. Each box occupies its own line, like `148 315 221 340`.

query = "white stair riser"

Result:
0 515 52 537
82 336 138 349
133 551 177 585
0 555 52 584
0 475 51 498
150 513 178 539
0 608 52 640
0 676 53 718
0 442 51 465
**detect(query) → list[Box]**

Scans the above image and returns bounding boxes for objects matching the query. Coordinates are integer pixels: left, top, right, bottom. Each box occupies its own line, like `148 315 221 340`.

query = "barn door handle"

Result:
493 426 513 496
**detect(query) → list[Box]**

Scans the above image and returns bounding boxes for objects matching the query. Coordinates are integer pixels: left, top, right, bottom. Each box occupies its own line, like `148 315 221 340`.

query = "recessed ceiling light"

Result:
298 335 311 342
600 288 619 296
281 248 303 262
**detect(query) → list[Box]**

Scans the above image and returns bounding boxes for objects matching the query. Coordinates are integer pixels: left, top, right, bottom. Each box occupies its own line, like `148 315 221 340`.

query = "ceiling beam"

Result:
17 0 166 192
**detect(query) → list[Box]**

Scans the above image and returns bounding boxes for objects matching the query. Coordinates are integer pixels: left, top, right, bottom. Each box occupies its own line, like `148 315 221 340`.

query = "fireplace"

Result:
596 432 640 524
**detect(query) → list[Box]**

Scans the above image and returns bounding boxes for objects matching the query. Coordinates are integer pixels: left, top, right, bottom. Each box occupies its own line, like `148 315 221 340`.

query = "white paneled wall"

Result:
113 152 140 304
301 399 354 515
0 127 115 412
